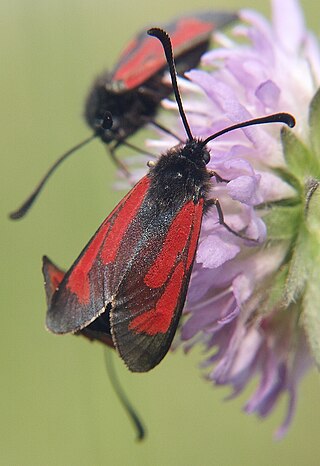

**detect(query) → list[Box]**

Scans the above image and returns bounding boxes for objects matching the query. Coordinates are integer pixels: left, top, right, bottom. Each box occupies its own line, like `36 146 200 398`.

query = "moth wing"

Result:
110 199 204 372
42 256 65 306
43 256 114 347
45 176 150 334
112 12 237 90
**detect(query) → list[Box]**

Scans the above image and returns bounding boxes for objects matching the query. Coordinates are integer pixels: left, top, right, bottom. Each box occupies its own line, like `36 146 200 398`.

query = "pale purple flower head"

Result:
121 0 320 438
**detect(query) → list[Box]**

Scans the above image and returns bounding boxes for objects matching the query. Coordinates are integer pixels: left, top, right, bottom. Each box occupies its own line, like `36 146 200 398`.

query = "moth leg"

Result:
107 144 132 178
207 170 230 183
148 119 183 142
118 140 156 158
108 140 157 180
207 198 259 243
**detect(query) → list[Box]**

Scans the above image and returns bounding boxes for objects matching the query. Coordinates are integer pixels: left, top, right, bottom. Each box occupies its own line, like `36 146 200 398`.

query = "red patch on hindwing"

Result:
42 256 65 305
66 176 150 304
144 201 196 288
47 262 64 290
128 262 185 335
43 256 114 347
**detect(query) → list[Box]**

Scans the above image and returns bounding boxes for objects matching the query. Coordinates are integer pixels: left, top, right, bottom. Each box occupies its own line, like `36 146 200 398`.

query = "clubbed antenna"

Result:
148 28 193 141
147 28 295 149
200 113 295 147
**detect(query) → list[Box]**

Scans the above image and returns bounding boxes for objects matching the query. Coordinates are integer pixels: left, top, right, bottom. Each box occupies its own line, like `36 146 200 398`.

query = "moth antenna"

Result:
148 28 193 141
104 349 145 441
9 111 114 220
200 112 295 147
9 134 97 220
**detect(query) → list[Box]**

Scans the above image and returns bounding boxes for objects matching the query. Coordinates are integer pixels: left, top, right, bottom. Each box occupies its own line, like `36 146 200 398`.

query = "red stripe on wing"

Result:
66 176 150 304
110 197 204 371
128 261 185 335
116 37 138 68
144 200 195 288
43 257 114 347
67 221 111 303
100 176 150 264
46 260 64 290
42 256 65 305
113 18 213 89
125 201 203 336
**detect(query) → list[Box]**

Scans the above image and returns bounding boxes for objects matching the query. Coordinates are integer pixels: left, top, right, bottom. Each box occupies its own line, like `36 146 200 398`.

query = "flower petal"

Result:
227 174 262 205
196 233 240 268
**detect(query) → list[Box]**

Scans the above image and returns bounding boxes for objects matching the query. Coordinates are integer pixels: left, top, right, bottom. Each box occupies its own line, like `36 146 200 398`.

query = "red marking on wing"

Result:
48 264 64 289
128 261 185 335
67 222 111 303
186 199 203 270
144 201 195 289
100 176 150 264
113 18 213 89
42 256 65 305
66 176 150 304
116 37 138 68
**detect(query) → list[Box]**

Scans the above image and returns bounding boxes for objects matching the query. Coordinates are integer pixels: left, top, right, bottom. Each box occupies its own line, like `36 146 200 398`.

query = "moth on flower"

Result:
122 0 320 438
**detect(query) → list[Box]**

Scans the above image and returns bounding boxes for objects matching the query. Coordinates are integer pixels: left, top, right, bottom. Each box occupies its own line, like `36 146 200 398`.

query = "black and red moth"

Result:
9 11 237 221
85 11 237 150
44 29 294 373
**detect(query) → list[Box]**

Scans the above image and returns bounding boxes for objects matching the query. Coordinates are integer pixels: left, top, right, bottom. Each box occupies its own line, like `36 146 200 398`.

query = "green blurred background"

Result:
2 0 320 465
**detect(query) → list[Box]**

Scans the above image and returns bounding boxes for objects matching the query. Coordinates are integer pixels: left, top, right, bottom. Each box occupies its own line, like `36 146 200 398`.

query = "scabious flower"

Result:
122 0 320 438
